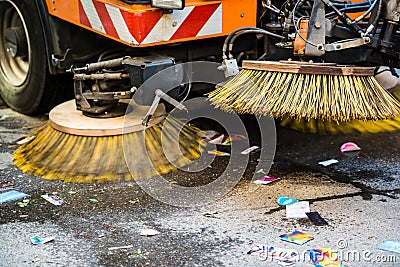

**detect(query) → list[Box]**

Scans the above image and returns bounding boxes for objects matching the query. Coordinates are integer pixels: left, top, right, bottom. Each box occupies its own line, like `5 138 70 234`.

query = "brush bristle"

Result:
13 118 204 183
279 81 400 134
279 116 400 134
208 69 400 121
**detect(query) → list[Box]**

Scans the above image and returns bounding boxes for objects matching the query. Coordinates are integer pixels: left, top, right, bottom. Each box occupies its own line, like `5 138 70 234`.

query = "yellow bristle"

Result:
208 69 400 122
13 118 204 183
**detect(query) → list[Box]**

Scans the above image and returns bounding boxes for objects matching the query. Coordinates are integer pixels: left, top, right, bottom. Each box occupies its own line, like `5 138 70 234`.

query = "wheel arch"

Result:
33 0 65 74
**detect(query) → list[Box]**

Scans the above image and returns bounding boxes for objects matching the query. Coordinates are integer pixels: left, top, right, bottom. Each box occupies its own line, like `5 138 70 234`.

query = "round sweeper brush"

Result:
13 100 203 183
208 61 400 122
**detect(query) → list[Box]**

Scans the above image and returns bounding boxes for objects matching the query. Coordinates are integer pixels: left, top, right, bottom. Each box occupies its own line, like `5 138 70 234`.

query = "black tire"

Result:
0 0 72 114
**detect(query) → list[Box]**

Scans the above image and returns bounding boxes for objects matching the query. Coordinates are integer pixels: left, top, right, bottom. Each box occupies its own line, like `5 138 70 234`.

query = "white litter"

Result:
140 229 160 236
108 245 134 251
16 136 35 145
241 146 259 155
318 159 339 166
286 201 310 219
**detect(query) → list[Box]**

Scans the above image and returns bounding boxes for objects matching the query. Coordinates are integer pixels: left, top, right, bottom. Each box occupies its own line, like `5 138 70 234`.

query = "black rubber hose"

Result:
228 29 285 59
222 27 262 59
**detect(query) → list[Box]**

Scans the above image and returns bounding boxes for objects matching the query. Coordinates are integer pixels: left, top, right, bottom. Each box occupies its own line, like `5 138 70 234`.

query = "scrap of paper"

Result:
253 176 280 185
286 201 310 219
41 194 67 205
318 159 339 167
280 230 314 245
0 190 29 204
340 142 361 153
307 248 343 267
306 212 329 226
378 240 400 254
0 179 15 192
31 236 55 245
241 146 259 155
207 150 231 157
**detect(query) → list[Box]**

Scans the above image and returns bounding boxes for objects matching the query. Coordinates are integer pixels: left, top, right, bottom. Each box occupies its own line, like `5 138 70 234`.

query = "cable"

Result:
353 0 378 22
325 5 370 18
227 29 285 59
294 16 319 47
222 27 262 59
365 0 382 35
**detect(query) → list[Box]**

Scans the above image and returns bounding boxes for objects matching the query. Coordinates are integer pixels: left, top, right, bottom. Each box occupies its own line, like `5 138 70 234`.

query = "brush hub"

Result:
49 100 166 136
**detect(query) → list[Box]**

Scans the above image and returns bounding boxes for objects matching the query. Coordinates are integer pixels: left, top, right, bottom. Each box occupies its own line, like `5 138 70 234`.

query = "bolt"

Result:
314 21 321 29
336 44 341 49
172 21 177 27
240 13 245 17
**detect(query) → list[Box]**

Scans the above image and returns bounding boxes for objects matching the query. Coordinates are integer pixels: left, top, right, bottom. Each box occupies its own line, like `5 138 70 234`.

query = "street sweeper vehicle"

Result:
1 0 400 182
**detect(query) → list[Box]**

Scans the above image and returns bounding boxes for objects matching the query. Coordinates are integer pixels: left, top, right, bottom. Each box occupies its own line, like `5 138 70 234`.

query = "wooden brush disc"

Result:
242 61 375 76
49 100 166 137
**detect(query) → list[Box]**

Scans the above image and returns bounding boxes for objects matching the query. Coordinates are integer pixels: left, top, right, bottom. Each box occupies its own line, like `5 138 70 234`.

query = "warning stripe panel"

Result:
79 0 91 28
196 4 223 37
78 0 222 46
141 6 195 44
92 1 119 39
170 4 219 40
120 9 162 43
80 0 105 34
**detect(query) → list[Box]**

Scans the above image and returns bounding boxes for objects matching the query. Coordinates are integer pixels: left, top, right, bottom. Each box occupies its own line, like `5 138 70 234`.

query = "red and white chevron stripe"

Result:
79 0 222 46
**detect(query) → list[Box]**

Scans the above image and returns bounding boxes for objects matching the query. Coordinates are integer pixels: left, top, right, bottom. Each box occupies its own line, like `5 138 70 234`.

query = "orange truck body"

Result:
45 0 257 47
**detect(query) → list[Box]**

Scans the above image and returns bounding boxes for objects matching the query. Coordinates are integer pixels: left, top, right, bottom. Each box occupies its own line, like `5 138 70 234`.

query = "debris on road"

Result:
308 248 343 267
89 198 99 203
253 176 280 185
280 230 314 245
276 196 298 206
0 190 29 204
108 245 134 251
17 199 35 207
202 211 219 218
241 146 260 155
378 240 400 254
31 258 40 263
0 179 15 192
128 199 139 204
340 142 361 153
286 201 310 219
318 159 339 166
41 193 67 205
207 150 230 157
31 236 55 245
140 229 160 236
306 212 329 226
16 135 36 145
199 130 246 146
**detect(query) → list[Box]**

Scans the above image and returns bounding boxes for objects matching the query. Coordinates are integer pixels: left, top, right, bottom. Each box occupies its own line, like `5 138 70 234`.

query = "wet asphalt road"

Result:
0 99 399 267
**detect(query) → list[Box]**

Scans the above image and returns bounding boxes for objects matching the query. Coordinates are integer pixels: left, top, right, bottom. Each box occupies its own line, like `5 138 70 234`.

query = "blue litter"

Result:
378 240 400 254
0 190 29 204
276 196 298 206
